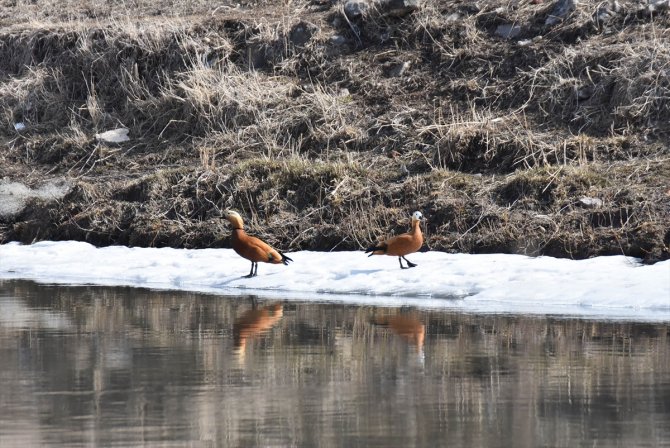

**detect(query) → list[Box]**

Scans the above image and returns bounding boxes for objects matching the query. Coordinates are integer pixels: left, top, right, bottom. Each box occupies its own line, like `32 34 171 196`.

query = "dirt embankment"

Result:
0 0 668 262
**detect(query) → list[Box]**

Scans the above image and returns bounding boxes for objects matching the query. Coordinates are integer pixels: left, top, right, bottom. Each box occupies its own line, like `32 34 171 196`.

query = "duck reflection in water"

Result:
371 312 426 363
233 301 284 362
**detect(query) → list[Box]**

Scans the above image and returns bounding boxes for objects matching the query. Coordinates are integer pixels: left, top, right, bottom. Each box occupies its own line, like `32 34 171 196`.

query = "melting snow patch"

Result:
95 128 130 143
0 180 72 218
0 241 668 321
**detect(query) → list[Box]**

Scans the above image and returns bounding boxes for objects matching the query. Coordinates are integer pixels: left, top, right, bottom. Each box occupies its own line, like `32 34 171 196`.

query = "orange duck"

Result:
365 211 425 269
224 210 293 277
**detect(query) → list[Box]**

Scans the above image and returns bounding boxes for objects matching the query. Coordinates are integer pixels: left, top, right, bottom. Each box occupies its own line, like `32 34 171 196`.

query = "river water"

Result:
0 279 668 447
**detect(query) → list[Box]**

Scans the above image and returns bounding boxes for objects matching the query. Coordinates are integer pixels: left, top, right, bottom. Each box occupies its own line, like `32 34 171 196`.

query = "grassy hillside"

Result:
0 0 668 262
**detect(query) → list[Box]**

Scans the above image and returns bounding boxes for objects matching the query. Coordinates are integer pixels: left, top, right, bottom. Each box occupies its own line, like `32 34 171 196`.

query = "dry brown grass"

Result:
517 28 670 136
0 0 668 262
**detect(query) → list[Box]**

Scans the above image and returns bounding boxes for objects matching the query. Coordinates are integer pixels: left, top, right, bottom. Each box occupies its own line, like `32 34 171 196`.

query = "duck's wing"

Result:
384 232 422 256
241 235 285 264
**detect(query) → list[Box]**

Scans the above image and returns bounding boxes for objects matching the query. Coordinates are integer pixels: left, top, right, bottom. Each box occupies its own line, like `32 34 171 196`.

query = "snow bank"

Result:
1 241 668 321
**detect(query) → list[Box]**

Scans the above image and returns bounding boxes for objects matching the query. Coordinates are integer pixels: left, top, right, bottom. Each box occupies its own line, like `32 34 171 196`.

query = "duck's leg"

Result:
398 257 408 269
244 262 257 278
402 256 417 268
253 262 258 277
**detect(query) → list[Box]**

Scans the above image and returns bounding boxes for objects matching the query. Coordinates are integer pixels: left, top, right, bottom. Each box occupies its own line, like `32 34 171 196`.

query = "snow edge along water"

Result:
0 241 669 321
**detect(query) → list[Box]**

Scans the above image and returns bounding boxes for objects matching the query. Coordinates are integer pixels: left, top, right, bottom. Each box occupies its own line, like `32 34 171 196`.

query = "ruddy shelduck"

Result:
365 211 425 269
223 210 293 277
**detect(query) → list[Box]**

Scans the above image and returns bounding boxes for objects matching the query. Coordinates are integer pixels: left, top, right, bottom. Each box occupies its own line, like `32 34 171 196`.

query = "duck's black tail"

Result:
280 251 293 265
365 243 387 257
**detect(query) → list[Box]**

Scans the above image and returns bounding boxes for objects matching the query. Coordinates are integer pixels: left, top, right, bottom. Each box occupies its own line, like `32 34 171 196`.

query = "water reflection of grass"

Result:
1 280 669 447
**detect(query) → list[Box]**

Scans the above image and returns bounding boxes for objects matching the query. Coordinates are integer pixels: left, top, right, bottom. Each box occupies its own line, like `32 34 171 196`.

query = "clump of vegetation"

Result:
0 0 668 262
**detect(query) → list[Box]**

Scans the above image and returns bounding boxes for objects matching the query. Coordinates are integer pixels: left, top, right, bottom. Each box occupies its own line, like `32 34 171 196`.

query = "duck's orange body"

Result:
231 230 284 264
365 211 425 269
224 211 292 277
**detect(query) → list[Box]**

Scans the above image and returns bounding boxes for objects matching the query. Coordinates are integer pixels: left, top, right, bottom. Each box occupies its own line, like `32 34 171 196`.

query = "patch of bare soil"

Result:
0 0 668 262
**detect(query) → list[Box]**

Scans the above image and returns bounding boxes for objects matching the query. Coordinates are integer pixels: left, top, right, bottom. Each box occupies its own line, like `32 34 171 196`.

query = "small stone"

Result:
446 12 461 22
13 122 26 131
647 0 670 12
344 0 369 19
495 24 522 39
386 61 410 77
545 0 577 26
380 0 421 17
329 34 347 46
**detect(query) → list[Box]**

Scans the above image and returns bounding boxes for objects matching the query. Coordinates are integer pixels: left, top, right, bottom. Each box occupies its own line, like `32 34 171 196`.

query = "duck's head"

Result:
411 211 425 222
224 210 244 229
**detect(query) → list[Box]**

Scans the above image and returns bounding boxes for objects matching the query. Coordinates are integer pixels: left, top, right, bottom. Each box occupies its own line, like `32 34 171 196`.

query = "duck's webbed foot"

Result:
402 256 417 268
